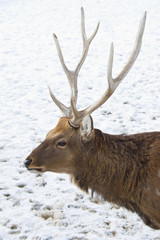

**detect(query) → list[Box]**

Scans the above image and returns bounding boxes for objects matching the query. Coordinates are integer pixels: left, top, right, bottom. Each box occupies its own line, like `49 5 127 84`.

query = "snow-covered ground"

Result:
0 0 160 239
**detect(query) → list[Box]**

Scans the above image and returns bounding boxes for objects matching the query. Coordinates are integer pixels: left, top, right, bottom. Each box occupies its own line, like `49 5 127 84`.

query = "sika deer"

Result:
25 8 160 229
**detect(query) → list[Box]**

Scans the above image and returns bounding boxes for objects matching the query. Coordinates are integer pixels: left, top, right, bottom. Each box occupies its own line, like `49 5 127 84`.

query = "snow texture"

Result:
0 0 160 239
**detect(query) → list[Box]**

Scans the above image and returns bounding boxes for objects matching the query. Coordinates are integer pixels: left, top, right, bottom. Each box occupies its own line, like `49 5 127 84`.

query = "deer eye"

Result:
57 140 67 147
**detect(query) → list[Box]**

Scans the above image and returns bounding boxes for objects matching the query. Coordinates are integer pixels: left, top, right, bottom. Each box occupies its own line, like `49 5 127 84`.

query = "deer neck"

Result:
72 129 143 205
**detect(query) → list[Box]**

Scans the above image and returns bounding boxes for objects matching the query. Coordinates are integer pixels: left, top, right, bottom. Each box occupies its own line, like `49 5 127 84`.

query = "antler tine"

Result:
113 11 147 83
49 7 100 118
48 86 71 117
48 34 73 117
69 11 147 127
75 7 100 75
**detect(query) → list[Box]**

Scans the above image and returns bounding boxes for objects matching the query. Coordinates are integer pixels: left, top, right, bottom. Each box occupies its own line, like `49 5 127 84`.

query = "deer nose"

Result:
25 159 32 169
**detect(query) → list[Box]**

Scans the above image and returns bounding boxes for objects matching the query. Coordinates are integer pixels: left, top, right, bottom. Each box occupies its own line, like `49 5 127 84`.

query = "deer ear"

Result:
80 115 93 141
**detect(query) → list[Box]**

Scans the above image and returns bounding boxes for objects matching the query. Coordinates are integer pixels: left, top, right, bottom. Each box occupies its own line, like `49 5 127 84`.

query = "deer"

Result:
25 8 160 229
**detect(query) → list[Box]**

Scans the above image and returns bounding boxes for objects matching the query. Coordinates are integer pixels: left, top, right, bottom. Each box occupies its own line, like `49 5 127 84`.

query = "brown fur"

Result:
26 117 160 229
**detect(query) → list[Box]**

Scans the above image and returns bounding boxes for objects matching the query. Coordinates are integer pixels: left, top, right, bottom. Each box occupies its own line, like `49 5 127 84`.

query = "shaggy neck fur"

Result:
72 129 160 229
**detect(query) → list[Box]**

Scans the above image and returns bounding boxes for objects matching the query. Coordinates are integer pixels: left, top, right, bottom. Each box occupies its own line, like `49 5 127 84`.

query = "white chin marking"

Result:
29 169 43 174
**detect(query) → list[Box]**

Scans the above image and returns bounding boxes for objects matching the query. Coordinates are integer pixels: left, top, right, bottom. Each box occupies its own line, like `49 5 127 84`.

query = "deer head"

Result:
25 8 146 174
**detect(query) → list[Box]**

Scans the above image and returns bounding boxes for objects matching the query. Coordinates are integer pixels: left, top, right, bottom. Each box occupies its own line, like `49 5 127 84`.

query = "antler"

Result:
49 8 146 128
69 11 147 127
48 7 99 118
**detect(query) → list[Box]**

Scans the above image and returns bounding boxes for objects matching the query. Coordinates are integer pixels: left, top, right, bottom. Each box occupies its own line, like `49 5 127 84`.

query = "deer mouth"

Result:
27 167 44 174
25 159 45 173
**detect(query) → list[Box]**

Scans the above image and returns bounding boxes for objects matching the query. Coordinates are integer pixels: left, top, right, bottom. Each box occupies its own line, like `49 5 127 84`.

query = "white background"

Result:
0 0 160 239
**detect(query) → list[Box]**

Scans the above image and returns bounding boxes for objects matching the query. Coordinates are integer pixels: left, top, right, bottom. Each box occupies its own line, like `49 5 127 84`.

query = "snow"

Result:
0 0 160 239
